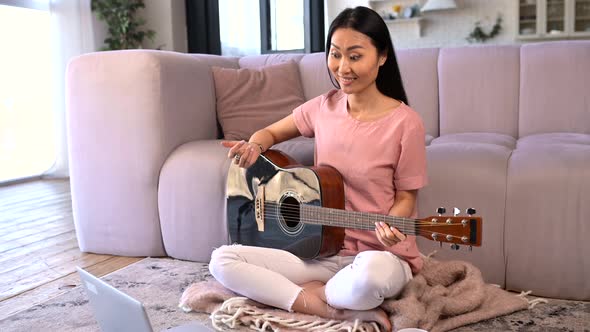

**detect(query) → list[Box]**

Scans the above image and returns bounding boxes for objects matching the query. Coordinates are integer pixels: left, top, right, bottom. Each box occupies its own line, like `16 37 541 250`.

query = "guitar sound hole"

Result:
278 195 303 235
280 196 300 228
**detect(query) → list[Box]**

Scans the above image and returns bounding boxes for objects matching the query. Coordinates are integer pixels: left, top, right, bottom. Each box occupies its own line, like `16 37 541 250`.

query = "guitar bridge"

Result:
255 185 265 232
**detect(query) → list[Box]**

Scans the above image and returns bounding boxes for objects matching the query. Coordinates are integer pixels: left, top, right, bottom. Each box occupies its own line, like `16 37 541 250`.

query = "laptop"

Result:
77 266 212 332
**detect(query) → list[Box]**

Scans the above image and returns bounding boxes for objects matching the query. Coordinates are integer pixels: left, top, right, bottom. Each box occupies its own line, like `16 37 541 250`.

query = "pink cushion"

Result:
212 61 305 141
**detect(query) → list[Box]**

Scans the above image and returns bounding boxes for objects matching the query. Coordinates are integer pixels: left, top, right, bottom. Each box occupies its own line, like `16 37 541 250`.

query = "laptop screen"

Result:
77 267 153 332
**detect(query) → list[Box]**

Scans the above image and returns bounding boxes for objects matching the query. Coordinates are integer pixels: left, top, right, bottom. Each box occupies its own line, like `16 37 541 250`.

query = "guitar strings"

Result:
260 211 466 238
257 202 471 241
258 211 467 241
262 202 470 226
261 212 467 229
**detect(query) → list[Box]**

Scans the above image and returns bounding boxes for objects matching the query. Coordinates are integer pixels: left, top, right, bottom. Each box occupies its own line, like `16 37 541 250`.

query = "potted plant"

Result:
91 0 156 50
466 14 502 43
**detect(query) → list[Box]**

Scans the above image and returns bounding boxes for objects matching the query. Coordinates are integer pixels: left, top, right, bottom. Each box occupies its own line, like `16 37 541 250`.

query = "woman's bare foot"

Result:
373 308 392 331
343 307 391 331
292 282 392 331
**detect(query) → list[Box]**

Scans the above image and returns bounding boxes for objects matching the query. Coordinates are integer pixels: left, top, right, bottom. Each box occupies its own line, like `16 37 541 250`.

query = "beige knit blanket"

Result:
179 258 537 332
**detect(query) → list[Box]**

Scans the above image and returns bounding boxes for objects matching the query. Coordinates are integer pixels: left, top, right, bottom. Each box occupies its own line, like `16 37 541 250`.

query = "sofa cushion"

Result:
425 134 434 146
213 61 306 141
418 142 513 287
519 41 590 137
239 53 304 69
299 53 334 101
517 132 590 148
397 47 440 138
159 139 232 262
431 132 517 149
190 54 240 69
272 136 315 166
438 45 520 137
505 142 590 300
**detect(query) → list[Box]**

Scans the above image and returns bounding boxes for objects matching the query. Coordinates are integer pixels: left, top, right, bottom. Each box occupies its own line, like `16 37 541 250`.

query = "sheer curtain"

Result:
45 0 98 177
218 0 261 56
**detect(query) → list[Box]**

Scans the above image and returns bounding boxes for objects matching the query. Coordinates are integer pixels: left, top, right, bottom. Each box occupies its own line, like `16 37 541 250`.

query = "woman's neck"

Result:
347 85 381 113
346 84 397 119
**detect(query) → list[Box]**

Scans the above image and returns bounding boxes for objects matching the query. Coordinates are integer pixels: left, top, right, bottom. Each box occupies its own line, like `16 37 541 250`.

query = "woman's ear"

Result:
379 52 387 66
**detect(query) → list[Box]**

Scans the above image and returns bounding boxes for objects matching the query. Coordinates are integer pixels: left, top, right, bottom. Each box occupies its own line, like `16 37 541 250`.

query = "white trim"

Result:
421 0 457 12
0 0 50 11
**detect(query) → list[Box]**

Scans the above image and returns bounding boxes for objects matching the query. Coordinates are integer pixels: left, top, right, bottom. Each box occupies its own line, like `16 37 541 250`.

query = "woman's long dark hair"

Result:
326 6 408 105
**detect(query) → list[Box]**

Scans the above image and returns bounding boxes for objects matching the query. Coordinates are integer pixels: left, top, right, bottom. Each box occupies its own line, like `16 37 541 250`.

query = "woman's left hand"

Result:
222 140 262 168
375 222 406 247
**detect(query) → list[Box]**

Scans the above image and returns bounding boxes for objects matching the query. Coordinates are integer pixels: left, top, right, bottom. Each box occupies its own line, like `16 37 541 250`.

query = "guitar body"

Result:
226 150 345 260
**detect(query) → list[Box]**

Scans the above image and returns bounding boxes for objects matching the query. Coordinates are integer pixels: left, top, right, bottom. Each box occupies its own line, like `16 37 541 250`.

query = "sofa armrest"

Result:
158 140 232 262
66 50 216 256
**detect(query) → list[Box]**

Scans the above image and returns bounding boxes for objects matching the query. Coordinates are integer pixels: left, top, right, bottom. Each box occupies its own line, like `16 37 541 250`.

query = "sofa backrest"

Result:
298 53 335 101
397 47 440 138
519 41 590 137
438 45 521 137
238 53 304 69
190 53 239 69
193 41 589 140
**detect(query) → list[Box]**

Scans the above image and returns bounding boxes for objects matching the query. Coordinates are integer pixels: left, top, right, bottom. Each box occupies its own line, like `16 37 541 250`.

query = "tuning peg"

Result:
451 243 460 250
436 207 446 215
467 208 476 216
453 207 460 216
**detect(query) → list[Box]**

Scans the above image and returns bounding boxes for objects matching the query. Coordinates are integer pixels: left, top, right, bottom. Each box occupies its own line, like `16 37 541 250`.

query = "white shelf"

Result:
383 17 423 37
383 17 423 24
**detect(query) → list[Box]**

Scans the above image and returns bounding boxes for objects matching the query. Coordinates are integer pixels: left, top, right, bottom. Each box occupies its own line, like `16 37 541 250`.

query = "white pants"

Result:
209 245 412 312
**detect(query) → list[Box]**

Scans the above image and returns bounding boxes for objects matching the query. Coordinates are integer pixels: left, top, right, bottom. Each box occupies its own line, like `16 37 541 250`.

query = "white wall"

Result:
326 0 518 49
91 11 108 50
143 0 187 52
325 0 370 34
92 0 187 52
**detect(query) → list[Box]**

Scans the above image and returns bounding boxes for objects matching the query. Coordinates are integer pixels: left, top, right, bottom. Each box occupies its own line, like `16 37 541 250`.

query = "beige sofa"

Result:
66 41 590 301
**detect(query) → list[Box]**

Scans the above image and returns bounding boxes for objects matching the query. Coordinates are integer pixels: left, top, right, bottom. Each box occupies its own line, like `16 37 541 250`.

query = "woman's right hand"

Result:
222 140 262 168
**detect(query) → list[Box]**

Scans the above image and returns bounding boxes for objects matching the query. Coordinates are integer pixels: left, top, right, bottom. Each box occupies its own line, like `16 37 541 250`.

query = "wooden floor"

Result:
0 179 143 321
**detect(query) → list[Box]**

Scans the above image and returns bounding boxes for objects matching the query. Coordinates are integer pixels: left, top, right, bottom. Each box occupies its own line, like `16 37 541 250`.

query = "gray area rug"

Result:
0 257 588 332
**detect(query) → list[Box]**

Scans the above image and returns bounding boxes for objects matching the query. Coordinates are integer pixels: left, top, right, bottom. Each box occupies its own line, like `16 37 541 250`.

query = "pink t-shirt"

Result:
292 89 428 273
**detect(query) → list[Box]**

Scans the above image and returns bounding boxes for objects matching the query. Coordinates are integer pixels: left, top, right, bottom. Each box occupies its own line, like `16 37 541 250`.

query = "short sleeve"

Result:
292 92 332 138
394 117 428 191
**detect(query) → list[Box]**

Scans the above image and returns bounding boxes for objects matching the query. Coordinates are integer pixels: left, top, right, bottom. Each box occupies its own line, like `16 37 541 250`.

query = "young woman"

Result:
209 6 427 331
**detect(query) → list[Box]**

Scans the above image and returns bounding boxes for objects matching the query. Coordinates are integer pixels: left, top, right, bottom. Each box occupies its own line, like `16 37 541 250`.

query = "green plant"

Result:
467 15 502 43
91 0 156 50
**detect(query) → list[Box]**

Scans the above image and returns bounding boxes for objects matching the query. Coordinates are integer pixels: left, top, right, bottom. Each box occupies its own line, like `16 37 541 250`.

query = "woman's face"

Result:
328 28 384 95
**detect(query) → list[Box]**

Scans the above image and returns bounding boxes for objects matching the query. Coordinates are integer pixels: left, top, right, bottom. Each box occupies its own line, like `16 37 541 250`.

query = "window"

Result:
218 0 260 56
186 0 324 56
268 0 305 52
260 0 324 54
0 2 54 183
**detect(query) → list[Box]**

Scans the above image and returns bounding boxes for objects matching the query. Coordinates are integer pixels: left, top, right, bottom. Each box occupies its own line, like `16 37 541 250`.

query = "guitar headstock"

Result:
418 207 482 249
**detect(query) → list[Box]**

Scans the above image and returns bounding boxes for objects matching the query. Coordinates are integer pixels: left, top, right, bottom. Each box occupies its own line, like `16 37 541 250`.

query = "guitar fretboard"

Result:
299 205 419 235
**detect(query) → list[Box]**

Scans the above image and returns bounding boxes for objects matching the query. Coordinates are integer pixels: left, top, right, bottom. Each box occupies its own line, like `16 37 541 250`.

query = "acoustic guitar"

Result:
226 150 482 260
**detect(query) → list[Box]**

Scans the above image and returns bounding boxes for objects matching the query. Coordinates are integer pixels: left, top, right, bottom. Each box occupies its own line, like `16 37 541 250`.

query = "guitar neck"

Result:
299 205 419 235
